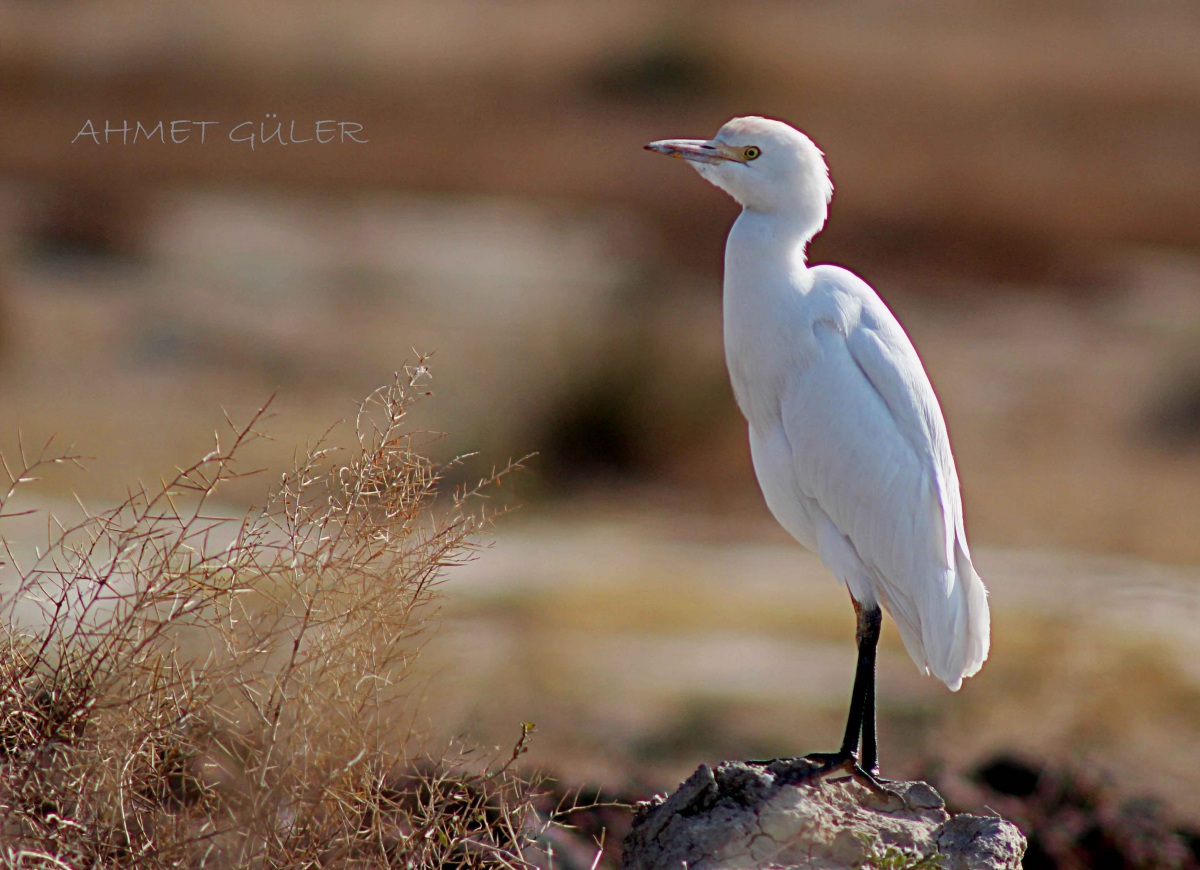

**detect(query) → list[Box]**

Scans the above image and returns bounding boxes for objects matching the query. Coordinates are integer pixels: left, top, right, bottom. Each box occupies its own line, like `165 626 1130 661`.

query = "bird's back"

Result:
730 259 989 690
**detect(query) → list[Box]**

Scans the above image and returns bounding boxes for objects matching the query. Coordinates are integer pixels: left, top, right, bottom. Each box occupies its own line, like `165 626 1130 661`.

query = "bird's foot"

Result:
751 753 903 805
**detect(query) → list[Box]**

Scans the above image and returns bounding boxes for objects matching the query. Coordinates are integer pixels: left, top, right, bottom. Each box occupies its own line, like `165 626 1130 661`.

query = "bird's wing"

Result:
780 266 988 687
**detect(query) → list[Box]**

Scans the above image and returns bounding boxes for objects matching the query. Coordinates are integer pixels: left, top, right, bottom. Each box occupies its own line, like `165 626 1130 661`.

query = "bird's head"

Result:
646 116 833 237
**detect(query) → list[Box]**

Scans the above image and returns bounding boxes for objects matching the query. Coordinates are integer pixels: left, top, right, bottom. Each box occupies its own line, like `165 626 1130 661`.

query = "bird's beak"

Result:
644 138 740 165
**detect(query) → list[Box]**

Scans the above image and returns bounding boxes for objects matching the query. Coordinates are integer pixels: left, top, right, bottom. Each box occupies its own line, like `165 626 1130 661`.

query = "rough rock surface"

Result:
622 759 1026 870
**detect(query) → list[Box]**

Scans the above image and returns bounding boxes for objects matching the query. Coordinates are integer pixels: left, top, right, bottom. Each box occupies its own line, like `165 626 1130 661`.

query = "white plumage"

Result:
647 116 989 704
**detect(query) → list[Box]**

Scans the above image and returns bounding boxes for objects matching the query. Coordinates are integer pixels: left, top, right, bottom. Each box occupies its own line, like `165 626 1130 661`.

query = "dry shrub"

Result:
0 366 544 867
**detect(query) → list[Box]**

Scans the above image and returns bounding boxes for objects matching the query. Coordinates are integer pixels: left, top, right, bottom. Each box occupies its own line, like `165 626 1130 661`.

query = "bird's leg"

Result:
752 598 895 797
854 602 882 775
804 599 884 785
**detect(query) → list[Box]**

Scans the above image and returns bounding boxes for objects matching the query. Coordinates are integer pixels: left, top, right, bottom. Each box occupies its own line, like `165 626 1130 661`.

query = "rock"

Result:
621 759 1026 870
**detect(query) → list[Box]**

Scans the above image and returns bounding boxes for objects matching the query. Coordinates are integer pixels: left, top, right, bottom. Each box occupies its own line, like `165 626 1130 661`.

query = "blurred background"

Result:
2 0 1200 835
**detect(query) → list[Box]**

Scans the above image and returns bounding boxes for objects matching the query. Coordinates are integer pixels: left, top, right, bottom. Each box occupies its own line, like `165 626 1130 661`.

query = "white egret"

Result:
646 117 989 782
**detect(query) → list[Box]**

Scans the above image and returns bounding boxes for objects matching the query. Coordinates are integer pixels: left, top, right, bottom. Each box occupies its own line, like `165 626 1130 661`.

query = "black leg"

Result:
836 599 882 768
753 597 895 798
854 603 882 774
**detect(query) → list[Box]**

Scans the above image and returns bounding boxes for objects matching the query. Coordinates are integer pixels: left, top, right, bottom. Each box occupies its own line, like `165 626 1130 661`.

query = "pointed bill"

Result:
644 138 742 165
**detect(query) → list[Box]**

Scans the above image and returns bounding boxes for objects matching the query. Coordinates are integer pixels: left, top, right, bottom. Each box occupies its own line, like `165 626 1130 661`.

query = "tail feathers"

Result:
925 537 990 691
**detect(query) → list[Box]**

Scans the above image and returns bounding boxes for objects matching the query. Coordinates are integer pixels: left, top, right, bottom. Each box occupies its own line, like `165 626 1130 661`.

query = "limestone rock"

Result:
622 759 1025 870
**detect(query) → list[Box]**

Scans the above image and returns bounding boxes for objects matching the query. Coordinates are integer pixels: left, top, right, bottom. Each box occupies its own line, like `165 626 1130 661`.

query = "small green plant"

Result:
0 365 540 867
856 837 945 870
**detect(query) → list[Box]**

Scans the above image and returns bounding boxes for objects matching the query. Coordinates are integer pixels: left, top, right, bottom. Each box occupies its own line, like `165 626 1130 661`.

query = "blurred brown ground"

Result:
2 0 1200 825
2 0 1199 559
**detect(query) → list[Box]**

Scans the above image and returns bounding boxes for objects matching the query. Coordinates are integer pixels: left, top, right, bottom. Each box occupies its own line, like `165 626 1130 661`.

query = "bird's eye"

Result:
743 146 761 161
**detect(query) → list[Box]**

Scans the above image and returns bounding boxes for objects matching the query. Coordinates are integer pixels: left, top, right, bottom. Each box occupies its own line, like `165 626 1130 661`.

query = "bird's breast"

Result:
723 284 817 431
721 212 829 428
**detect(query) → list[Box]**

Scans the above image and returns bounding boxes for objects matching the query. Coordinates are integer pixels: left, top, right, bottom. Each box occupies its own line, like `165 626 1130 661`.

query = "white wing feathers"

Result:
781 267 990 689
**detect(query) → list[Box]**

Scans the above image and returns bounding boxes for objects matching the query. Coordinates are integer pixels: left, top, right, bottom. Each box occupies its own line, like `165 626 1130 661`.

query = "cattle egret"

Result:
646 117 989 783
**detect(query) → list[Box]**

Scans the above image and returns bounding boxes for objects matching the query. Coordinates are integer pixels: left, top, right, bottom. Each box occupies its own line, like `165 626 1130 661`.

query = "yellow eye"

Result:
743 146 761 161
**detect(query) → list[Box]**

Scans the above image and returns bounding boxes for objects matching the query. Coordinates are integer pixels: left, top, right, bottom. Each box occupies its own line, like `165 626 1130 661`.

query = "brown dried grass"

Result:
0 365 550 868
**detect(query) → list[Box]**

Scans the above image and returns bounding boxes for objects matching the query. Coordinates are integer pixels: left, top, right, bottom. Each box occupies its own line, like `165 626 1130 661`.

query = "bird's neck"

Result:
726 209 814 286
721 209 817 426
